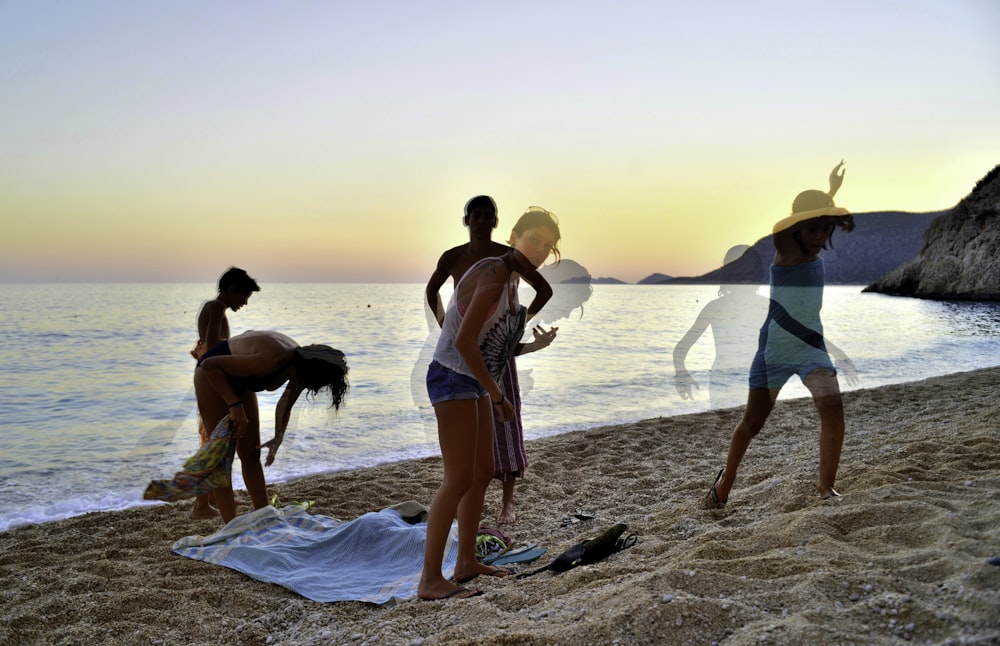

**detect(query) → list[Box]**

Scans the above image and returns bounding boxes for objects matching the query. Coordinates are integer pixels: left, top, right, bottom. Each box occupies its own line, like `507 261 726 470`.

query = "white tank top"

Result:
433 257 527 382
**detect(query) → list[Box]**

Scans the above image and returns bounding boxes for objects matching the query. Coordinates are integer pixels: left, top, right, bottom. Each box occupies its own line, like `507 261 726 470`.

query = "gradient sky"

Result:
2 1 998 284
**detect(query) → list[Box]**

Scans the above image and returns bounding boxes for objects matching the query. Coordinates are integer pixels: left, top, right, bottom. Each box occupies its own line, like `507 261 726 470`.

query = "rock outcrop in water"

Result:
865 165 1000 300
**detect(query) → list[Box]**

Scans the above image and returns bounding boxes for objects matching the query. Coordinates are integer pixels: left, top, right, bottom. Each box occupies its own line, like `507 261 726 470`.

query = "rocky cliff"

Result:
865 165 1000 300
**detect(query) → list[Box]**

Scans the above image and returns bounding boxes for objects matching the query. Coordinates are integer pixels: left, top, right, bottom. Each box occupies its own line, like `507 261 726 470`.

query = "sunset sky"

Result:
2 1 998 284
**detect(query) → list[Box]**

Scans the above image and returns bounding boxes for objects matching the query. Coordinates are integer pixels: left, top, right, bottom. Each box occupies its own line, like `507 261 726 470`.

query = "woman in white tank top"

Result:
419 207 562 601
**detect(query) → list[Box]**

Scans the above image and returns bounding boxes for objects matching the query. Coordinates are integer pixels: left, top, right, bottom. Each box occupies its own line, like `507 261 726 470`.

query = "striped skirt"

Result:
493 357 527 480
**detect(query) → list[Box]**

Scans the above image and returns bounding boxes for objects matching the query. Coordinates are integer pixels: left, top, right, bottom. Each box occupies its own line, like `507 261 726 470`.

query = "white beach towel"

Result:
173 505 458 604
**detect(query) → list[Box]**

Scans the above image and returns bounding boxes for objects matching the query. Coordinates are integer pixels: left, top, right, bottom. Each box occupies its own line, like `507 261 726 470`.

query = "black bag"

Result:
517 523 637 578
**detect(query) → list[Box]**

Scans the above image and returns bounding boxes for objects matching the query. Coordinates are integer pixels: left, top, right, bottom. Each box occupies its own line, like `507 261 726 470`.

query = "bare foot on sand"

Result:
454 564 513 584
418 581 483 601
190 501 220 520
496 501 516 525
497 479 517 525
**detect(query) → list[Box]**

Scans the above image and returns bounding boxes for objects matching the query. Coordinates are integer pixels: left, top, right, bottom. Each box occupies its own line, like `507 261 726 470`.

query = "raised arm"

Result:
828 159 845 198
517 265 553 320
772 224 806 261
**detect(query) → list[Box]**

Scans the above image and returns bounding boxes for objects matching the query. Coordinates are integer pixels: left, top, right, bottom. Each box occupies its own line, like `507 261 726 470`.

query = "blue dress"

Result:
748 259 835 389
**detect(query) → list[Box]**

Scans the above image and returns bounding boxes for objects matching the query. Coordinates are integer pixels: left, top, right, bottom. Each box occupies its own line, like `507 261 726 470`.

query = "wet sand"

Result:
2 368 999 645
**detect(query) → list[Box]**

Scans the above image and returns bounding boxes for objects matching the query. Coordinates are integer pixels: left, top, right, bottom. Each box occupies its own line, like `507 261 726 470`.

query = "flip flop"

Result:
704 469 728 509
822 489 842 501
560 511 596 526
484 544 547 566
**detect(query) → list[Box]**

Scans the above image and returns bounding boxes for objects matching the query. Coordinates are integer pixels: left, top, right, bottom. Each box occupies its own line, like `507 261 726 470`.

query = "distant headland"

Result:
542 164 998 299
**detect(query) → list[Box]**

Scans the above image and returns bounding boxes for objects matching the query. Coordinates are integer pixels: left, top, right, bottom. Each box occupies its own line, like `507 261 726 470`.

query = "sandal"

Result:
704 469 728 509
560 511 596 526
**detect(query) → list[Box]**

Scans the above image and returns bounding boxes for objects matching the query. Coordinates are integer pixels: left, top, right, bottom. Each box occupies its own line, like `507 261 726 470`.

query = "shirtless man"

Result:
189 266 259 519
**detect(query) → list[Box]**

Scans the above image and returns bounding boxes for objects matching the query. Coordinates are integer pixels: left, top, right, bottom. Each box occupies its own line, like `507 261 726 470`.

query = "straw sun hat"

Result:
772 189 850 235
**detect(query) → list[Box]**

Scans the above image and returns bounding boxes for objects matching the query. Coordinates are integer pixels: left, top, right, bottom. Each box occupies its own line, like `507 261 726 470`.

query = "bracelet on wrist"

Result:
228 400 243 408
491 396 505 406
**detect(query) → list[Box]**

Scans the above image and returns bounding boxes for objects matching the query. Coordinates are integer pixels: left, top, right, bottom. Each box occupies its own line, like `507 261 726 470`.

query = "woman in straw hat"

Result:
705 160 858 509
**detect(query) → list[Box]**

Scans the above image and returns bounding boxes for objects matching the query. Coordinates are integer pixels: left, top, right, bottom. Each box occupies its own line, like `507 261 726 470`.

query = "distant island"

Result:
637 273 673 285
537 259 655 285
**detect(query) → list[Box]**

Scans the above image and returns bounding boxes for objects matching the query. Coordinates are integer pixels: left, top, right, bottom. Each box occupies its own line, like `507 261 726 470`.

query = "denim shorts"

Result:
748 352 835 390
426 360 486 405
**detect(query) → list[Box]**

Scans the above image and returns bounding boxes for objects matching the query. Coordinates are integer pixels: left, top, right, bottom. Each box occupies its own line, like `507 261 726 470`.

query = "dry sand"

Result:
2 368 999 645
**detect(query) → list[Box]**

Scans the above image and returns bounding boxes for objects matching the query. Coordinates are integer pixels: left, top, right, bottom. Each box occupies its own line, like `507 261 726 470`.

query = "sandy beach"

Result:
2 368 999 645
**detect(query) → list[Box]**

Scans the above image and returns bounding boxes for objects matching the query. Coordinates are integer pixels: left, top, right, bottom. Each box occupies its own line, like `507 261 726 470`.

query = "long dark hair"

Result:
293 345 349 409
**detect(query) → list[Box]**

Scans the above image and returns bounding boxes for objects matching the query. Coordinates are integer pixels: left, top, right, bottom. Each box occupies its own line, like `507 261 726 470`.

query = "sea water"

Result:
1 282 998 533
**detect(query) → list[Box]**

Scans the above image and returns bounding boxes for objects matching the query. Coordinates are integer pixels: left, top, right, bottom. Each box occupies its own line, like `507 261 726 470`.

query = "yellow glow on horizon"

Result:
2 149 996 284
2 3 997 284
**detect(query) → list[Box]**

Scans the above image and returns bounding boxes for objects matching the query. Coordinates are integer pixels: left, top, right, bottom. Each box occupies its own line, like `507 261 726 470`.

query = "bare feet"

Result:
418 582 482 601
497 478 517 525
454 564 514 584
190 504 220 520
496 502 516 526
190 492 220 520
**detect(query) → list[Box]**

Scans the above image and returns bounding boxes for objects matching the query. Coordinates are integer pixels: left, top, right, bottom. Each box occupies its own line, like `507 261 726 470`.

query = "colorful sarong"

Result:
143 417 236 501
191 340 210 444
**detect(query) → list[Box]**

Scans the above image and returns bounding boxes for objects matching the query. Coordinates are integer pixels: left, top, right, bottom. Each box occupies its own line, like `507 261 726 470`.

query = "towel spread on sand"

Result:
173 505 458 604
